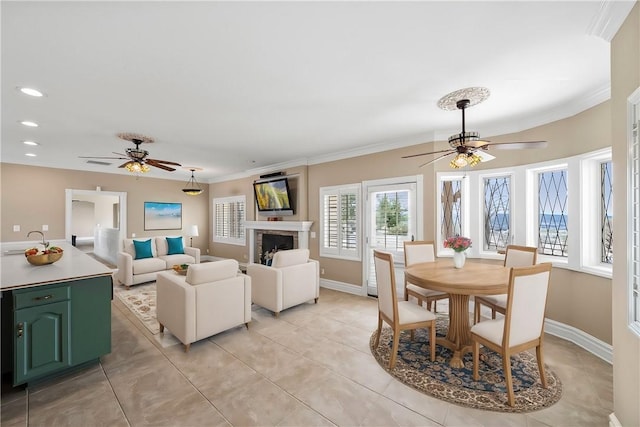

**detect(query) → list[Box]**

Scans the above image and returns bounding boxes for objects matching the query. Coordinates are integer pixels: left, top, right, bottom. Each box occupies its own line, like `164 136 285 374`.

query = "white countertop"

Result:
1 242 113 291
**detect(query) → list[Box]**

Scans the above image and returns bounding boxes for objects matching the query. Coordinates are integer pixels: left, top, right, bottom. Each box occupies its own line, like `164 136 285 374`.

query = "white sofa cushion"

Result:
272 249 309 268
133 257 167 275
187 259 239 285
160 254 196 269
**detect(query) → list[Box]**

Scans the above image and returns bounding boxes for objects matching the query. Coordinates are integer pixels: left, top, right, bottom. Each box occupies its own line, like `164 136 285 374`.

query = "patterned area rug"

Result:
113 282 159 334
370 318 562 413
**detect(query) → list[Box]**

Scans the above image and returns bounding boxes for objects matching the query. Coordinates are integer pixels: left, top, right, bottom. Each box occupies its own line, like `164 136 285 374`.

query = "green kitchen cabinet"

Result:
12 276 111 386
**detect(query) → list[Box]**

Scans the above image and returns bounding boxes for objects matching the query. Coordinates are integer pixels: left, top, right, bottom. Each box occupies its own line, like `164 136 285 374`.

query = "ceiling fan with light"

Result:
403 87 547 169
80 133 181 173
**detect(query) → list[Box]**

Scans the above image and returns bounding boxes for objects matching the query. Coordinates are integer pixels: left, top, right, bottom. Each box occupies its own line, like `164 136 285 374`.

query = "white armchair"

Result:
156 259 251 352
247 249 319 317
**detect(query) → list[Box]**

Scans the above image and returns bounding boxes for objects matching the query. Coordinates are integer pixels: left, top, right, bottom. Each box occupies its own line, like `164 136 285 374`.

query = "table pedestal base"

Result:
438 293 473 368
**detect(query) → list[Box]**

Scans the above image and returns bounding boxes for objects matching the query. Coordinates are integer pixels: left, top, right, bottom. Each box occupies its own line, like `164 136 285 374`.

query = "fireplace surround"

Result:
244 221 313 264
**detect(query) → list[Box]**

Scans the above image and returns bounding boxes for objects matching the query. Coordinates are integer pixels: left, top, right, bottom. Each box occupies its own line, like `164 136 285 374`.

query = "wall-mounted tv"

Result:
253 177 294 216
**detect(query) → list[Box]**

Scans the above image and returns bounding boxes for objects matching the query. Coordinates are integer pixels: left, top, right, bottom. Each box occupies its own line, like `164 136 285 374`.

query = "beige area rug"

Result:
113 282 159 334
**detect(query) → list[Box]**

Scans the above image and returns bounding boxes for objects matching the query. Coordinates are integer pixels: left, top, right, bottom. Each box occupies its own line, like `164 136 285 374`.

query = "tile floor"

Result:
1 287 612 427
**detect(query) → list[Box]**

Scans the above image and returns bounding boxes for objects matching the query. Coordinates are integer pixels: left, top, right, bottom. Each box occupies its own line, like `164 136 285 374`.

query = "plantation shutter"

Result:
320 184 361 260
213 196 245 245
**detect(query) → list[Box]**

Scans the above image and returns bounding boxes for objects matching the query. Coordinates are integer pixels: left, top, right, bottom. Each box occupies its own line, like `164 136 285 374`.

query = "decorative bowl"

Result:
172 264 190 275
26 252 63 266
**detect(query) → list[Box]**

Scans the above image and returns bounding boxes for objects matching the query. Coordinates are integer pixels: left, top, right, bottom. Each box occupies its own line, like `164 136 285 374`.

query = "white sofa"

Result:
247 248 319 317
156 259 251 352
116 236 200 288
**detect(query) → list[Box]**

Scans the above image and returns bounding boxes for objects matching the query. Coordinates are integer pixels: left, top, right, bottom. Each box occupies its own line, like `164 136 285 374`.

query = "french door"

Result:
364 177 422 296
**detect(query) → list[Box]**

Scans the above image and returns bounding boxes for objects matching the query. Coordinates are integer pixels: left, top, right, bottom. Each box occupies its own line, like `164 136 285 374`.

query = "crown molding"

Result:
586 0 636 42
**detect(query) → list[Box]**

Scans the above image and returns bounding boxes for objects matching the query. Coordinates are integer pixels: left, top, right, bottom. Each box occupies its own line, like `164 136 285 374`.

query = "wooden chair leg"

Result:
274 311 279 318
159 323 165 333
314 297 318 304
536 344 547 388
374 315 383 348
389 327 400 369
491 308 497 319
429 322 436 362
503 352 515 407
473 341 480 380
184 343 191 353
426 300 433 312
410 329 414 341
245 322 250 330
473 301 480 324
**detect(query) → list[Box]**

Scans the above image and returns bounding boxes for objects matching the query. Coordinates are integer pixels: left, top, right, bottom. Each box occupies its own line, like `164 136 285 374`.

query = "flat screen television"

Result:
253 177 294 216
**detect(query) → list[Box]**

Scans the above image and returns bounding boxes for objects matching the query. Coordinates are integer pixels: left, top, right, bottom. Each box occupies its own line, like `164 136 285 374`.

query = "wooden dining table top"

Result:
404 258 511 296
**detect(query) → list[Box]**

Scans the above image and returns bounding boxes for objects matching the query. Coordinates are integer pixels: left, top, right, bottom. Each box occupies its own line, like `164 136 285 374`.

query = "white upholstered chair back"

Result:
403 241 435 267
504 263 551 347
504 245 537 268
374 250 397 322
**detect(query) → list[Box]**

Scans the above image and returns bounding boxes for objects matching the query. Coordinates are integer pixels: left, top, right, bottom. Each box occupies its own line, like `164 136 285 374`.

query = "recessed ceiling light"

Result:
18 87 44 97
25 153 37 157
20 120 38 127
23 140 39 146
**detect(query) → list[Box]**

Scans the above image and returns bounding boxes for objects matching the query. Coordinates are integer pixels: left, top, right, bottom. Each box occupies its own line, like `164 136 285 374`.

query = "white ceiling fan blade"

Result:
488 141 548 150
475 150 495 162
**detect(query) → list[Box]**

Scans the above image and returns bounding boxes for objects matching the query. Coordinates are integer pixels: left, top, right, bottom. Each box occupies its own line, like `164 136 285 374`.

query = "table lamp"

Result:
188 225 199 247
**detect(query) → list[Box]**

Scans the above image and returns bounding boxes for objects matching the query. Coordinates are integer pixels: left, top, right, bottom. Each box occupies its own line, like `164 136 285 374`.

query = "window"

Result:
213 196 245 245
483 176 511 251
440 179 463 241
601 161 613 264
537 169 568 257
320 184 361 260
437 147 610 274
628 87 640 332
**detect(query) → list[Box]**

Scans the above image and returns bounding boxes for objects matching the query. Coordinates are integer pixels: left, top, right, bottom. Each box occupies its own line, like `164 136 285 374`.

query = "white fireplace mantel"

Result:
245 221 313 264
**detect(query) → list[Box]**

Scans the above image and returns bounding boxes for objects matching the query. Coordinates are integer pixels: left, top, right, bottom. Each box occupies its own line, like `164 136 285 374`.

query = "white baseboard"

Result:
318 280 613 365
544 318 613 364
609 413 622 427
320 278 366 296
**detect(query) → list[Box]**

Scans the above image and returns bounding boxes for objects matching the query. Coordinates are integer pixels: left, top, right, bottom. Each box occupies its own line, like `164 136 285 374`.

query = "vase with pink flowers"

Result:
444 236 472 268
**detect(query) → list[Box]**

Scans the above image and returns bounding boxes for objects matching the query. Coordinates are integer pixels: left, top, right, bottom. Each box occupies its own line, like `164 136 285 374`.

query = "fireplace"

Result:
259 233 295 265
244 221 313 265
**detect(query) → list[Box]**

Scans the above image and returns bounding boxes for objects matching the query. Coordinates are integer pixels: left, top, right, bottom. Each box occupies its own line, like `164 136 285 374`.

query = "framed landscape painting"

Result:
144 202 182 230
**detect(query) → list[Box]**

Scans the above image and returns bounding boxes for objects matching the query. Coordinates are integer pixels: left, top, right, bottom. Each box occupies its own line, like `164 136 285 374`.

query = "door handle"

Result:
16 322 24 338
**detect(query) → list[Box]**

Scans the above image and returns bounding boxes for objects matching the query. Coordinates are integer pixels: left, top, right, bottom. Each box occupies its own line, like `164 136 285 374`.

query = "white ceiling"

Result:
1 1 634 182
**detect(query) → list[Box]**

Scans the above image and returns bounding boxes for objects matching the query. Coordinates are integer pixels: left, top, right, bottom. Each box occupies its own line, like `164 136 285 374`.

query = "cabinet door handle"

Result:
17 322 23 338
33 294 53 301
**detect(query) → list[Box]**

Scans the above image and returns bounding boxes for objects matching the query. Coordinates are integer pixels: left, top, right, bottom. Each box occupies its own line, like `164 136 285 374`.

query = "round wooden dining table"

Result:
404 259 510 368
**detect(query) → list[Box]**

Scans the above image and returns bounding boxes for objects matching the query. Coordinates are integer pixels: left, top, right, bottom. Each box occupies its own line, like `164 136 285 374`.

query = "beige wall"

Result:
206 102 613 345
611 3 640 426
0 164 210 250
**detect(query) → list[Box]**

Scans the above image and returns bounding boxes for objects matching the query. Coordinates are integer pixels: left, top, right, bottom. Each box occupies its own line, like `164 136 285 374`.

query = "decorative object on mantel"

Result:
182 167 203 195
267 217 281 221
444 236 472 269
370 320 562 413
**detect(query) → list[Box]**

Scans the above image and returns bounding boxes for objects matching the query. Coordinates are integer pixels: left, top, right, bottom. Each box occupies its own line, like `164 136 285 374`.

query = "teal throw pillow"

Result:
166 236 184 255
133 239 153 260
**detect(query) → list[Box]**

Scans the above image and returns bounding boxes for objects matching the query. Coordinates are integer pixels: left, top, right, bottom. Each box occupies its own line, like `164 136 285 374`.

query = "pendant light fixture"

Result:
182 168 203 195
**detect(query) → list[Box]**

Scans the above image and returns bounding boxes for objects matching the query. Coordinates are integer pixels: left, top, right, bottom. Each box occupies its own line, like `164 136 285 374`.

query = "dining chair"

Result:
471 262 552 406
373 250 436 368
473 245 537 323
403 240 449 312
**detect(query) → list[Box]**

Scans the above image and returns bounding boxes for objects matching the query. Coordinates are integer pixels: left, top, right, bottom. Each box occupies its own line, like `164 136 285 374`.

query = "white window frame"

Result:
627 87 640 335
212 195 246 246
436 173 469 257
477 171 515 258
319 183 361 261
435 147 611 278
580 149 613 277
526 162 570 265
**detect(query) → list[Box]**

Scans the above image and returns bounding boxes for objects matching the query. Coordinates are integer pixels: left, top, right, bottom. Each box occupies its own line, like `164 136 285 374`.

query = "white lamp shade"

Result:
188 225 199 237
